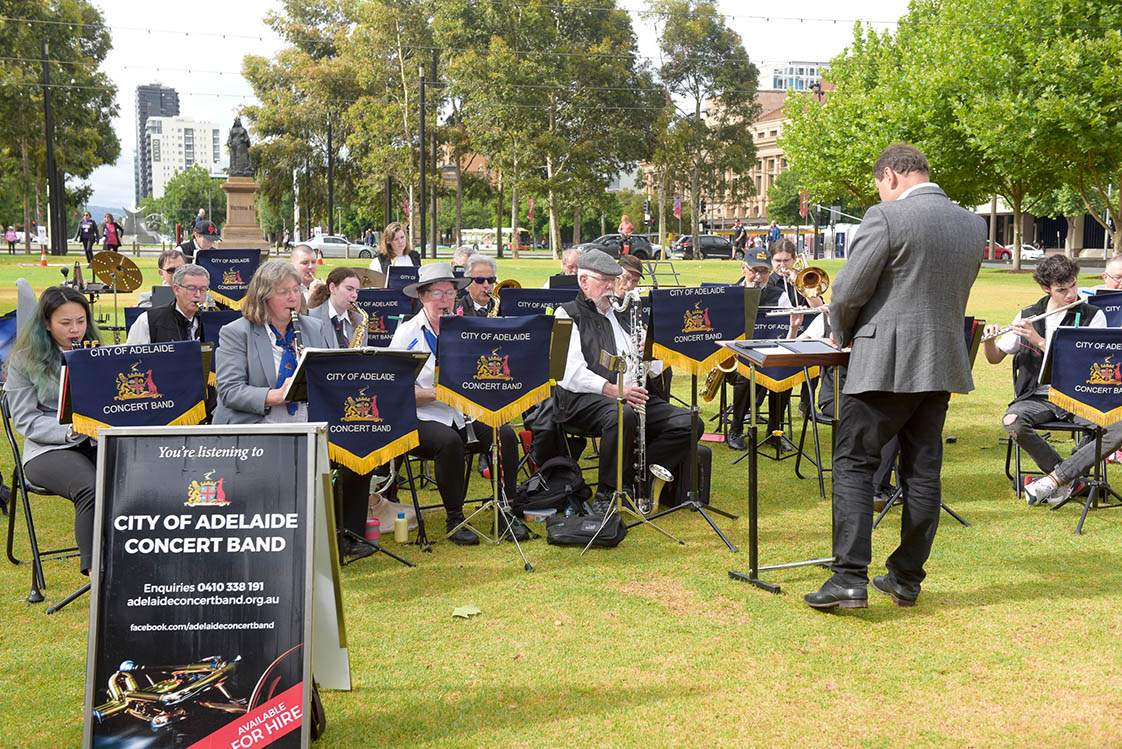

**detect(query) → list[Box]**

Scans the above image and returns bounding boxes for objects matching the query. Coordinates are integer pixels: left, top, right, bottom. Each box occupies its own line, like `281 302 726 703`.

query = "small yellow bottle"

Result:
393 512 408 543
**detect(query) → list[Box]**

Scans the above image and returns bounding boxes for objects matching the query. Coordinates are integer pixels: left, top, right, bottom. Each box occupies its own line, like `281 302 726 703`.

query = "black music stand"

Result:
286 347 429 563
726 339 849 593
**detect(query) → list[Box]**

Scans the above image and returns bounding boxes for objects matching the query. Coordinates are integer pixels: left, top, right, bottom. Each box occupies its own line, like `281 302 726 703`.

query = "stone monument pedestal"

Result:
219 176 269 252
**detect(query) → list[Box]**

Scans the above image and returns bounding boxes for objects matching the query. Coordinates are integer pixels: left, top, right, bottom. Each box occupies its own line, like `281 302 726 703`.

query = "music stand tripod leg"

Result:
46 581 90 614
730 363 780 592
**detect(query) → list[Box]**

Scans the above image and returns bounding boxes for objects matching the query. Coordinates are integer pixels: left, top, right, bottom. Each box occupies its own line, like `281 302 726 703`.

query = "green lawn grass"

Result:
3 252 1122 746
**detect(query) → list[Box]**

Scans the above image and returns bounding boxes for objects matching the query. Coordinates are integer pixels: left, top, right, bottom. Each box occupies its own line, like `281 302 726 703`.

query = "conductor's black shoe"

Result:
873 491 893 513
446 517 480 545
872 575 918 607
341 537 375 561
804 579 868 610
727 431 747 451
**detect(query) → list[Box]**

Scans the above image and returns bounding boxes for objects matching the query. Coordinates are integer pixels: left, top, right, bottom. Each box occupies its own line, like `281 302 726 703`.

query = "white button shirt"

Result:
555 301 662 395
388 309 464 428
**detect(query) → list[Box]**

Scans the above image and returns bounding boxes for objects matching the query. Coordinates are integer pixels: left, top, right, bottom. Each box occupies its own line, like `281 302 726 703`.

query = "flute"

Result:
764 306 828 317
981 300 1081 342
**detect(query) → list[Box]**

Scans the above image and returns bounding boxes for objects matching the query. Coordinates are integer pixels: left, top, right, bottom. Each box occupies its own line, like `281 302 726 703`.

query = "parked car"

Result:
982 242 1011 261
571 233 655 259
303 234 371 259
1017 244 1045 261
672 234 740 260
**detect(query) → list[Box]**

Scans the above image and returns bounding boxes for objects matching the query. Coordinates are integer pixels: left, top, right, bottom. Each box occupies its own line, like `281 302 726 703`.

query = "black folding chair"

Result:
2 391 81 604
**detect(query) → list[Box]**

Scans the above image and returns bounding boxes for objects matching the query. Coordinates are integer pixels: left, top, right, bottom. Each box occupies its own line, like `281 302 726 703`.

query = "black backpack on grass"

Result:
509 456 591 517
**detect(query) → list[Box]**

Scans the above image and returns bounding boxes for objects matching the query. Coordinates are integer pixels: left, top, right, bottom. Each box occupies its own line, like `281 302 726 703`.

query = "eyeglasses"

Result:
1105 271 1122 283
176 284 209 295
423 289 456 300
471 276 497 285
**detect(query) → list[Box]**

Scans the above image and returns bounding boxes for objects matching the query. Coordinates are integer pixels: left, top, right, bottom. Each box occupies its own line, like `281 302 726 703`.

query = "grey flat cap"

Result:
578 248 621 277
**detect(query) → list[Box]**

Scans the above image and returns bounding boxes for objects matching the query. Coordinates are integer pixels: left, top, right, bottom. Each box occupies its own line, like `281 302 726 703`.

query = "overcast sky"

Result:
87 0 911 209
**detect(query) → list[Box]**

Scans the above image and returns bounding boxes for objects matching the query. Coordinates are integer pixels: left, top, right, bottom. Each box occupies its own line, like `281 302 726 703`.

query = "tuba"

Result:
348 306 369 348
488 278 522 317
701 356 737 402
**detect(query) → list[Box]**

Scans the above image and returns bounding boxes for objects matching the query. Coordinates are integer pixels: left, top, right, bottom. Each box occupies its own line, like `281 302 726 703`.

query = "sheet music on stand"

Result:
283 347 429 403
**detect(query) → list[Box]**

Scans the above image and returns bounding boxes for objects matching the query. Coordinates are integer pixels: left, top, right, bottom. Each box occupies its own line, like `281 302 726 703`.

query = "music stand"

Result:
286 347 429 563
725 339 849 593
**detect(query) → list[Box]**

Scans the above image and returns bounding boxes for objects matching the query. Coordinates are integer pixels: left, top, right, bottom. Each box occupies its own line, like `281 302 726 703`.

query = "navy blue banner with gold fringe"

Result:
305 352 420 474
650 286 754 376
498 287 579 316
734 311 819 392
1047 326 1122 427
194 249 261 308
354 289 413 346
62 341 207 437
386 265 419 290
198 309 243 386
1089 290 1122 327
435 315 554 427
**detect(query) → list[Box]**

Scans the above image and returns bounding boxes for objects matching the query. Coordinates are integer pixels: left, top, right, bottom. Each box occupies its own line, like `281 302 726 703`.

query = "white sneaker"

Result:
1025 476 1060 506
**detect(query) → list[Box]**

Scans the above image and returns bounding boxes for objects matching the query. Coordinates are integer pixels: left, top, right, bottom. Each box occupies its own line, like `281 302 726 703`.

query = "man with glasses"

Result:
553 250 700 509
455 254 500 316
137 249 188 308
127 264 211 345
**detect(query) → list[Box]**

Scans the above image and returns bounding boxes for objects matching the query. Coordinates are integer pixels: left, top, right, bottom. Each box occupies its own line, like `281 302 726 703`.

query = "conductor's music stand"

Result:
725 339 849 594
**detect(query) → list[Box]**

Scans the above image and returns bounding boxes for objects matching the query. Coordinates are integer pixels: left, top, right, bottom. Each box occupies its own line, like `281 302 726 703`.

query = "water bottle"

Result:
394 512 408 543
365 517 380 543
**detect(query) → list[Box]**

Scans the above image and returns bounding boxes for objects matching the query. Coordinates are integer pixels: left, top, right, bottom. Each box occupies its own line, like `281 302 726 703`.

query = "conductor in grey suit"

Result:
804 144 985 610
213 260 332 424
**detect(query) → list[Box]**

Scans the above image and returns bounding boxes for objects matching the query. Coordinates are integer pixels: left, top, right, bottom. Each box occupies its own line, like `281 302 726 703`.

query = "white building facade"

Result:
146 116 225 198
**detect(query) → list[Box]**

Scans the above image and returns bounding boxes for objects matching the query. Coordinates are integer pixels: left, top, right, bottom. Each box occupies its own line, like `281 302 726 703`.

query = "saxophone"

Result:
348 306 369 347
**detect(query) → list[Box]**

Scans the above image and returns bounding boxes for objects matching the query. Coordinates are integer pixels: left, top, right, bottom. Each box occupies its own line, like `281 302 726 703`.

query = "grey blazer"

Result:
4 359 89 466
829 184 986 395
305 302 359 349
212 315 332 424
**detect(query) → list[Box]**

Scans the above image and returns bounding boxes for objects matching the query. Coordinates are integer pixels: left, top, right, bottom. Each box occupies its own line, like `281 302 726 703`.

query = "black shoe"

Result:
341 536 375 561
446 517 479 545
727 431 747 451
590 492 614 517
872 575 918 607
502 514 530 542
804 579 868 610
873 491 893 513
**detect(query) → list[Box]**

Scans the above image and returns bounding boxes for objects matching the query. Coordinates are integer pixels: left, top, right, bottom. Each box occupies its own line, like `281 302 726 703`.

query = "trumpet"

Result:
701 356 737 401
488 278 522 317
980 300 1081 342
795 266 830 298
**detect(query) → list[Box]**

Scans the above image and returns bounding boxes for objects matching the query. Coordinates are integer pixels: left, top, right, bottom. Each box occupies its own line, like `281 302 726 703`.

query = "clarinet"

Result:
290 310 304 356
610 290 651 512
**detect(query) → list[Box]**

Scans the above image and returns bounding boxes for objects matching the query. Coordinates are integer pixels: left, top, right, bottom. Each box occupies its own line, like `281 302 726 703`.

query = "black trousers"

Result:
413 420 518 519
830 390 950 592
24 441 98 573
82 238 96 264
729 371 788 434
333 464 372 538
559 392 699 494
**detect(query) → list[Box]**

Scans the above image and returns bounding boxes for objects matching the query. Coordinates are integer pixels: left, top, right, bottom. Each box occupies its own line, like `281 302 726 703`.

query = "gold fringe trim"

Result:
1048 390 1122 429
71 413 111 439
328 431 419 474
735 362 819 393
435 382 552 429
70 399 207 438
207 291 244 309
652 336 744 377
208 371 217 387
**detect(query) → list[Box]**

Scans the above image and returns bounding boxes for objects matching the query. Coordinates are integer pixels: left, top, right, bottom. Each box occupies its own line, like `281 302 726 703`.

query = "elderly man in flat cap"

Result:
553 250 700 508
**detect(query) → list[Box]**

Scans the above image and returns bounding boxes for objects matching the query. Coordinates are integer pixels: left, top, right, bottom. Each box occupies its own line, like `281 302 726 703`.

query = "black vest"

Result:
147 301 196 342
1012 296 1098 401
554 294 619 419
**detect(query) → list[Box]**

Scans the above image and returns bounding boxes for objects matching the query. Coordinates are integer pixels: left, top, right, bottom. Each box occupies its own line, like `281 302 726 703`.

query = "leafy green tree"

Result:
0 0 120 253
648 0 760 259
142 165 227 234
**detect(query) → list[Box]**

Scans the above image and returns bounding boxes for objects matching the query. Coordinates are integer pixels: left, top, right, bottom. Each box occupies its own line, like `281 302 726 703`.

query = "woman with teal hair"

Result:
4 286 101 574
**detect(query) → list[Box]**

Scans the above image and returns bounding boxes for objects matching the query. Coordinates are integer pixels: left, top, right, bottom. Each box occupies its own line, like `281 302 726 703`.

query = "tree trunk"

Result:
509 152 519 260
1010 195 1023 272
495 170 503 257
573 207 581 245
988 195 998 265
407 184 415 247
658 167 666 259
691 169 701 260
599 213 605 237
20 132 31 254
454 153 462 248
1064 216 1077 258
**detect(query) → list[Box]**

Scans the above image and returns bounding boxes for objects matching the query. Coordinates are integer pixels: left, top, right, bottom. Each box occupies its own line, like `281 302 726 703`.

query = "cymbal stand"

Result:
447 425 535 571
580 351 682 556
110 270 121 343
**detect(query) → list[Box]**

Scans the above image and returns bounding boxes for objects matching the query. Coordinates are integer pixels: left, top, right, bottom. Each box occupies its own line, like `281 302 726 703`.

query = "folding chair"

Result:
2 392 80 604
1003 419 1097 500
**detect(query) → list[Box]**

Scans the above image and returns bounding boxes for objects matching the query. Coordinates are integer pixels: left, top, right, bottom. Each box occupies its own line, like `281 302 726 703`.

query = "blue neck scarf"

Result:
269 322 299 415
